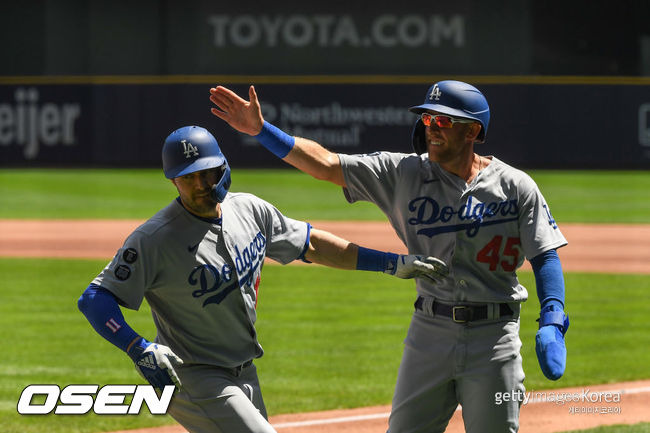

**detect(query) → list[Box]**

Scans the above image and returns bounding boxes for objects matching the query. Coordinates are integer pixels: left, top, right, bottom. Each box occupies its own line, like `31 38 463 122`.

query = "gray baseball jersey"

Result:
340 151 567 432
339 152 567 303
93 192 309 368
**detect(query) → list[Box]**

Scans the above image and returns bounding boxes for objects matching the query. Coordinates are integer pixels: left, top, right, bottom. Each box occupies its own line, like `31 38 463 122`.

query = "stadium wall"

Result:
1 78 649 169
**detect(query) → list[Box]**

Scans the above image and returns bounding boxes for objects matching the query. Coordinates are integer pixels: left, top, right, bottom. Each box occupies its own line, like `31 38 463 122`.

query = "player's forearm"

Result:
255 122 346 187
530 249 565 310
304 228 358 269
78 286 183 389
285 137 346 186
77 284 141 354
305 229 426 279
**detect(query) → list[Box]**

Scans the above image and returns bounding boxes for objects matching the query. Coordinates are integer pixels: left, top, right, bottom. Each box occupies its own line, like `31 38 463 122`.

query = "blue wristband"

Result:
255 122 295 158
357 246 398 273
126 336 151 362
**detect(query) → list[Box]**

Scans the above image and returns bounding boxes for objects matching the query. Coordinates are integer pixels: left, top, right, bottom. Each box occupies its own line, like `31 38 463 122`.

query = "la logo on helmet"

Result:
429 84 442 101
181 139 199 159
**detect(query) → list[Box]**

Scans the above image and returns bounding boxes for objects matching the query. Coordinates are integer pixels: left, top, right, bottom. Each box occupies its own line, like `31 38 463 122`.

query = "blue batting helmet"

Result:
409 80 490 154
162 125 231 202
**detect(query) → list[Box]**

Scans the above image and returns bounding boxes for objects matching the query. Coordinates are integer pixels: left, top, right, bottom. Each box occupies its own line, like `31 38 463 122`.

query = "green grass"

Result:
517 272 650 389
0 169 176 219
1 167 649 432
0 168 383 220
1 168 649 222
0 258 167 433
2 258 649 432
529 171 650 224
563 423 650 433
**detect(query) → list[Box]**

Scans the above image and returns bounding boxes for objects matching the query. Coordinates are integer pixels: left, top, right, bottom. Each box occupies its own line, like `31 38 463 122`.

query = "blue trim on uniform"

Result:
356 246 398 273
255 122 295 158
77 284 140 353
530 249 565 310
298 223 312 263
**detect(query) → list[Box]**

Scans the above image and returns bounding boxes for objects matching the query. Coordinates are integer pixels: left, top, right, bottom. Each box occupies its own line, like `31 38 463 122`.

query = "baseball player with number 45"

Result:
209 80 570 433
77 126 448 433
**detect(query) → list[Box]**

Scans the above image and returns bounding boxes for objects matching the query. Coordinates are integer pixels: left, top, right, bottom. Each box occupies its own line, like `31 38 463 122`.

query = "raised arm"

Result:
209 85 346 186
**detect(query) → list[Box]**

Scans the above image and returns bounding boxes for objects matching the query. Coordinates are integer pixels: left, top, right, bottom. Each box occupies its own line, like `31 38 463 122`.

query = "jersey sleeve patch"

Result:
122 247 138 263
114 264 131 281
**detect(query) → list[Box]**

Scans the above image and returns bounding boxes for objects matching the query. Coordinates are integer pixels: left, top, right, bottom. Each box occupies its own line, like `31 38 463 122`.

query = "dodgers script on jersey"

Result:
339 152 567 304
93 192 309 368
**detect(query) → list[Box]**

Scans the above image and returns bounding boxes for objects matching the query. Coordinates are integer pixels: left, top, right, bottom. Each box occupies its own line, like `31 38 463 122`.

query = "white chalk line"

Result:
273 412 389 429
271 385 650 429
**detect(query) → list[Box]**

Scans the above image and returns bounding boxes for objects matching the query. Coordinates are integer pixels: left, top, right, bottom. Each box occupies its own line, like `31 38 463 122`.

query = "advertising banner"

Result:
1 82 649 169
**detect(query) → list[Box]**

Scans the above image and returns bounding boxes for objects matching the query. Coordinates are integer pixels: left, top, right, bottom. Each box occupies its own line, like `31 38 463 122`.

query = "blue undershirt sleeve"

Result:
530 249 565 311
77 284 141 353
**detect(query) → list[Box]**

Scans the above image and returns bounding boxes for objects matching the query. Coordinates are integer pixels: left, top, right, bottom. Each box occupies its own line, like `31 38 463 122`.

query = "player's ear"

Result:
466 123 481 141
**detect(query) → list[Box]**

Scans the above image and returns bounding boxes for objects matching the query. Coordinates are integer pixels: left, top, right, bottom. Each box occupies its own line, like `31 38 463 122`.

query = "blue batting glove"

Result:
535 306 569 380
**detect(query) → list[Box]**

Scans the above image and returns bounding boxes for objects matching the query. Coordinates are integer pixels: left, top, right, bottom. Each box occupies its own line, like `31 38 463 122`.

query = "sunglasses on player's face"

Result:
421 112 475 129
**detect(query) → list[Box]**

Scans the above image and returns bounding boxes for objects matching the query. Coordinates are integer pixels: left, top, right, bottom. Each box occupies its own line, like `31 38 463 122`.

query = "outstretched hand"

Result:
209 85 264 136
387 255 449 283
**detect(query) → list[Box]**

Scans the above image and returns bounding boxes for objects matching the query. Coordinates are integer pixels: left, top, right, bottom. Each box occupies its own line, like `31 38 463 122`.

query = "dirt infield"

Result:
1 220 650 275
2 219 649 432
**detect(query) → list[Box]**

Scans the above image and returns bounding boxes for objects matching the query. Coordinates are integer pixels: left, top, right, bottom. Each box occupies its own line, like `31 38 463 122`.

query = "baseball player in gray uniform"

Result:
209 81 570 433
77 125 448 433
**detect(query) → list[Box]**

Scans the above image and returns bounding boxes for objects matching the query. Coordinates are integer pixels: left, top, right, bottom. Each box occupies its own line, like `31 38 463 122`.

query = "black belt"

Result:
222 360 253 377
414 296 513 323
